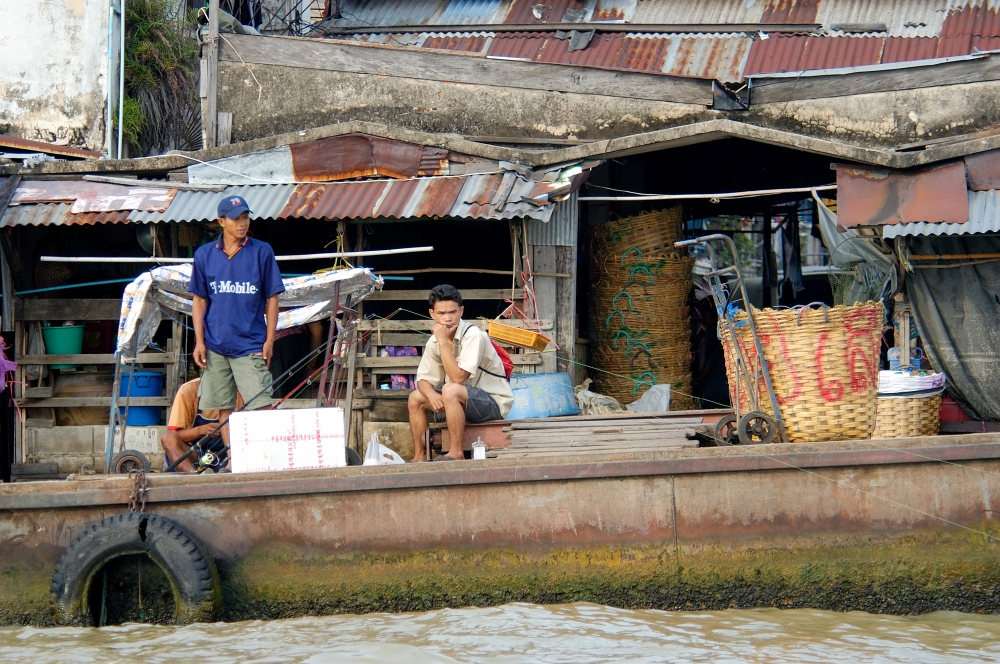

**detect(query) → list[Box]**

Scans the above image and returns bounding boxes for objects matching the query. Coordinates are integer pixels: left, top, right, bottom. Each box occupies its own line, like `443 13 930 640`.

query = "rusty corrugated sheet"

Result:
503 0 574 24
593 0 637 23
940 3 1000 37
883 189 1000 238
0 134 101 159
744 34 884 75
487 31 549 59
422 32 492 53
535 32 626 67
374 177 467 218
280 181 387 219
836 161 969 227
658 34 753 81
964 149 1000 191
630 0 766 25
0 202 130 228
760 0 821 25
10 180 176 212
614 34 669 72
881 36 940 63
289 134 449 182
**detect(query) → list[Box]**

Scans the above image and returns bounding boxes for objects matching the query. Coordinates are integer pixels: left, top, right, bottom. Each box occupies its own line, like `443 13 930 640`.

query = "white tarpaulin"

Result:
116 265 382 354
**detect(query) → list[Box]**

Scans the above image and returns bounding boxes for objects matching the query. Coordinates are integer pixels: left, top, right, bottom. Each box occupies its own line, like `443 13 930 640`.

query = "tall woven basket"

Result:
590 207 695 409
720 302 884 442
872 394 942 438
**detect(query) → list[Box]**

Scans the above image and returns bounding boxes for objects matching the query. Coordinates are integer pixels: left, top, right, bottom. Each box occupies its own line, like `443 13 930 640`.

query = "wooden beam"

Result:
15 299 122 321
356 353 541 368
16 397 171 407
17 353 175 365
358 318 554 331
219 34 714 106
750 55 1000 105
366 288 513 301
201 0 220 148
327 23 822 35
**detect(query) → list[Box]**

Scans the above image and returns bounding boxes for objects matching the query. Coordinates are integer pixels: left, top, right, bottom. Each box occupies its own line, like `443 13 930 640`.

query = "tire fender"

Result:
50 512 221 625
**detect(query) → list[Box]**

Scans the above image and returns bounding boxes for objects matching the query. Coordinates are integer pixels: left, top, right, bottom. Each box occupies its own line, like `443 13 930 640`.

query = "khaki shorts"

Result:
199 350 273 411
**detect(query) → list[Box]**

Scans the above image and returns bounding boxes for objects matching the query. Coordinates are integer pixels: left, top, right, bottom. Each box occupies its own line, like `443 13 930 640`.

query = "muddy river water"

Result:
2 603 999 663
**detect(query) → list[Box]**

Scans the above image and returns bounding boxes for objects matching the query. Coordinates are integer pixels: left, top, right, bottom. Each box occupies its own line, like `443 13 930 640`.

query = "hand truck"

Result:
675 234 789 445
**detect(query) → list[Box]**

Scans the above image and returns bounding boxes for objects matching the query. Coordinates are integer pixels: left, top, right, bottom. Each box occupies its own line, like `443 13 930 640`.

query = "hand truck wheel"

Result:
737 411 777 445
714 414 740 446
111 449 151 474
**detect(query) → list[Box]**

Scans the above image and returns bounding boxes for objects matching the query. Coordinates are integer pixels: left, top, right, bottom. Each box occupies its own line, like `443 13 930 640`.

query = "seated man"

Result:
161 378 243 472
408 285 514 462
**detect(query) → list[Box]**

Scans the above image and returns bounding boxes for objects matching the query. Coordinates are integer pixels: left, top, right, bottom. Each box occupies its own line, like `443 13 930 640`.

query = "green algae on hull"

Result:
216 529 1000 621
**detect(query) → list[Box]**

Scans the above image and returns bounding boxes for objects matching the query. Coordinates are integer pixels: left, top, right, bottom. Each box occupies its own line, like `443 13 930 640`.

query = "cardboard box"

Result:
229 408 346 473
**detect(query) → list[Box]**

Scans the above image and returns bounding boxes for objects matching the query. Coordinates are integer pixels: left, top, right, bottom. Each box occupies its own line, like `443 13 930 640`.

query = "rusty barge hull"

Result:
3 433 1000 624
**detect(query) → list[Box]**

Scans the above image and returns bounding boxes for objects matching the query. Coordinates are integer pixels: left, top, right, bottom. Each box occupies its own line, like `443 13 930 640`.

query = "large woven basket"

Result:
872 394 942 439
720 302 884 442
590 207 694 409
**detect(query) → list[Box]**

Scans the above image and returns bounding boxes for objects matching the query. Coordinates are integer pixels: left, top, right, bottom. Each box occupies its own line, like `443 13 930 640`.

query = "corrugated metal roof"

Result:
940 2 1000 37
129 184 297 223
487 31 549 59
0 203 131 228
630 0 766 26
526 192 578 245
761 0 821 25
744 34 884 75
814 0 949 39
882 189 1000 237
535 32 627 67
422 32 492 52
656 33 753 80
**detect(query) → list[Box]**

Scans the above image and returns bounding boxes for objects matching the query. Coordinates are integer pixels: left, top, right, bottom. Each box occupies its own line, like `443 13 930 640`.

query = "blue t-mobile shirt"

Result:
188 237 285 358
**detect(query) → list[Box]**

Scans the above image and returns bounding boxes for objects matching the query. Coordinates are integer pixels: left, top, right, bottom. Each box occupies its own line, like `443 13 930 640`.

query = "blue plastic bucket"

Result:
505 372 581 420
118 370 165 425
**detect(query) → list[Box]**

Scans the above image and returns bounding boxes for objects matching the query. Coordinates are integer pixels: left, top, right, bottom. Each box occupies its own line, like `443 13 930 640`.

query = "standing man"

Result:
408 285 514 462
189 195 285 461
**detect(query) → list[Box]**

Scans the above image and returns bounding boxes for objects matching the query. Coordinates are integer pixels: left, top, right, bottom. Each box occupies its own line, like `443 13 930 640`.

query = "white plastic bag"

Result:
363 433 405 466
626 384 671 413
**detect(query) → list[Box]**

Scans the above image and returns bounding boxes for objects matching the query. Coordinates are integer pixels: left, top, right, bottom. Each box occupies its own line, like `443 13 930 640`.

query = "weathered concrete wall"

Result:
0 0 109 151
748 80 1000 148
3 434 1000 624
220 60 1000 151
219 62 717 143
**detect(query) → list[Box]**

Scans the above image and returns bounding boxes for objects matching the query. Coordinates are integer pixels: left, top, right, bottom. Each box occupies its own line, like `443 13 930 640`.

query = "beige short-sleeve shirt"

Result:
415 320 514 417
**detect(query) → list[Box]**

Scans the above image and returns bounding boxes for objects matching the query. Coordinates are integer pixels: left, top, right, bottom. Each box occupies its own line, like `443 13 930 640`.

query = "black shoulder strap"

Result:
460 324 506 380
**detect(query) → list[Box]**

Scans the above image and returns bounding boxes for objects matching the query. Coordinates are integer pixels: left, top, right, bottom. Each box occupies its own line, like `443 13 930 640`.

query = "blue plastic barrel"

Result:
118 370 165 425
505 372 581 420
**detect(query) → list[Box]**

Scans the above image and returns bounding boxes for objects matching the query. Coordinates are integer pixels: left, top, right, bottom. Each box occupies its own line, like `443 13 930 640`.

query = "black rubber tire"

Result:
111 450 150 474
50 512 221 625
346 447 362 466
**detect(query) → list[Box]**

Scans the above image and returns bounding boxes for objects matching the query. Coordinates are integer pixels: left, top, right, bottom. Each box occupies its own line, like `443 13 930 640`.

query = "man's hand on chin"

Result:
431 323 456 344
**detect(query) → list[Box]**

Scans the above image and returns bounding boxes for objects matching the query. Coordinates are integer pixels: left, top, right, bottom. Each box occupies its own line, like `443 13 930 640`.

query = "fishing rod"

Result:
162 319 356 473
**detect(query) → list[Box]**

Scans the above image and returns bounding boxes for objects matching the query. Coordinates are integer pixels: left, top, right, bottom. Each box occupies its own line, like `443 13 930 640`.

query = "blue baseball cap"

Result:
217 195 252 219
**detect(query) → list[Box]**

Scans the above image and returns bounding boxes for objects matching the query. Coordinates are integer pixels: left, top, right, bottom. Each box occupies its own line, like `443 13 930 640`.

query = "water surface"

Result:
3 603 1000 663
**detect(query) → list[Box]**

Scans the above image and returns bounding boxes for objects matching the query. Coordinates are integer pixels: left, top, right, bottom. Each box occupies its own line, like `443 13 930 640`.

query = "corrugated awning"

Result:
882 190 1000 238
2 167 588 227
835 161 969 228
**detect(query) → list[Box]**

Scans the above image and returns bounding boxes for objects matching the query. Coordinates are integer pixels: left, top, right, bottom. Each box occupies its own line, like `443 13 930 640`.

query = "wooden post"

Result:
201 0 219 149
531 244 558 373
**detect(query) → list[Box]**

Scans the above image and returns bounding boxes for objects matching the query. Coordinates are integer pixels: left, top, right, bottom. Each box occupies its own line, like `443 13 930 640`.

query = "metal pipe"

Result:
106 0 117 158
117 0 126 159
39 246 434 263
579 184 837 202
